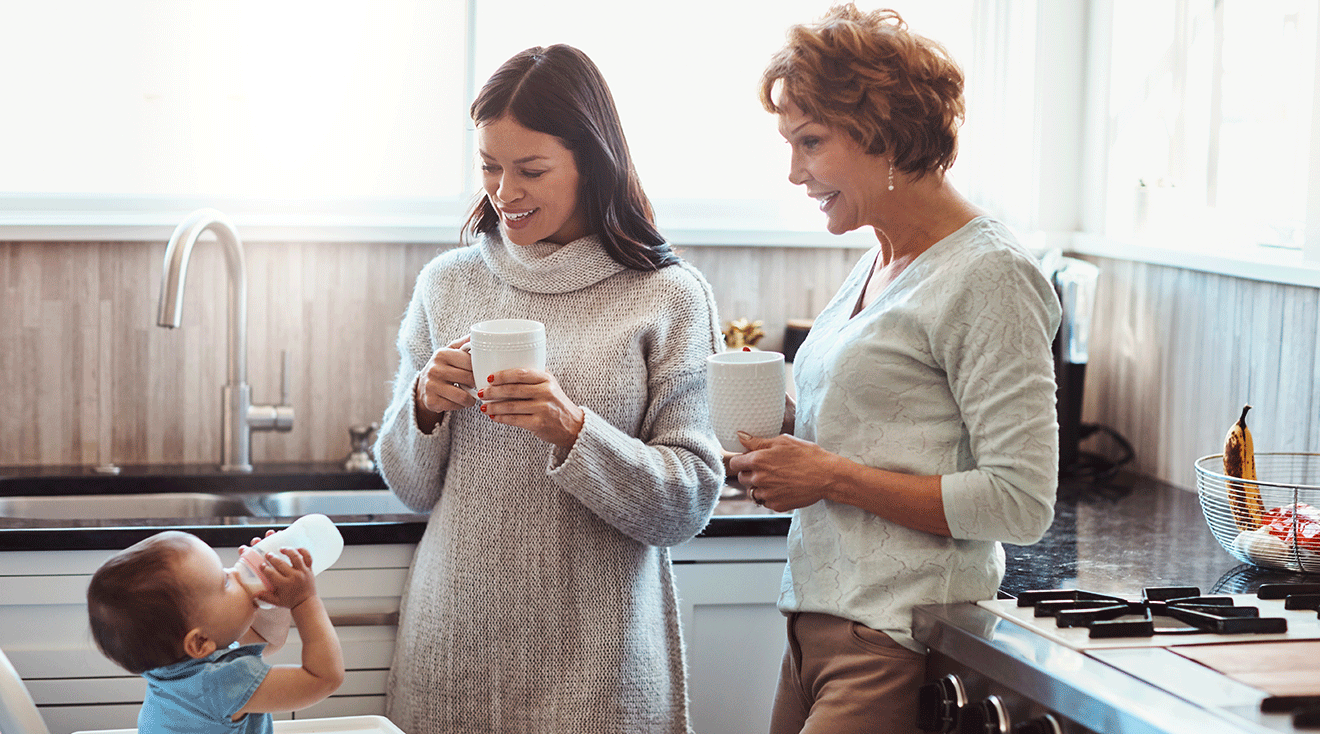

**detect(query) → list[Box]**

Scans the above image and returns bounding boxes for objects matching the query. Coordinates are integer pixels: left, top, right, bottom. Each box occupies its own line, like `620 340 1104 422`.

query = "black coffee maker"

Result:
1051 256 1097 471
1046 254 1131 479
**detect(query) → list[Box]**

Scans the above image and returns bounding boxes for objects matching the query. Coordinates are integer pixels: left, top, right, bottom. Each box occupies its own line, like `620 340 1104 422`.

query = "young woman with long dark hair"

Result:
375 44 725 734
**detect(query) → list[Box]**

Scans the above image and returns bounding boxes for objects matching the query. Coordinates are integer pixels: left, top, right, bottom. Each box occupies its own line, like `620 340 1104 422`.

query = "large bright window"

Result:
1101 0 1319 254
469 0 975 239
0 0 466 202
0 0 1005 245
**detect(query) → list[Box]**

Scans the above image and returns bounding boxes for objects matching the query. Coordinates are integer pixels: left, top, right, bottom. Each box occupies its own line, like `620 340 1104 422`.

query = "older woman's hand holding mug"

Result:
729 431 835 512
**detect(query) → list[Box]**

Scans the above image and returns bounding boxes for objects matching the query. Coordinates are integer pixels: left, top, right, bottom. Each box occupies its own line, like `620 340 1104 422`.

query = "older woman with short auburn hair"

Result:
730 6 1062 733
760 6 964 175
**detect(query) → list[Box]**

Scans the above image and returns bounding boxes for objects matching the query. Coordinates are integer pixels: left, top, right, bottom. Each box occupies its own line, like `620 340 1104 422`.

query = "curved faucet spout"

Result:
157 208 247 388
155 208 291 472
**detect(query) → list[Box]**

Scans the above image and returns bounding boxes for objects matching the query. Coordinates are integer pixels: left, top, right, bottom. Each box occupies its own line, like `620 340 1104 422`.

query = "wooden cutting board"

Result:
1171 640 1320 696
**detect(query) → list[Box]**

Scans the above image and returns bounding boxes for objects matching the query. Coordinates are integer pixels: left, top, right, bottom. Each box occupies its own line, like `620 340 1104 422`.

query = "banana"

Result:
1223 404 1264 531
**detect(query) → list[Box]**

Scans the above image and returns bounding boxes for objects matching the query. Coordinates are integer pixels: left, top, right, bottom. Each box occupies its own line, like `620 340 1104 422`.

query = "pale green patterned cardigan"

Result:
782 217 1062 653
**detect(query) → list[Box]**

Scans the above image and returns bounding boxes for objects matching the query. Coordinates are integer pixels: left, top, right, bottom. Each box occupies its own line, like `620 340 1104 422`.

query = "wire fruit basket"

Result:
1196 453 1320 573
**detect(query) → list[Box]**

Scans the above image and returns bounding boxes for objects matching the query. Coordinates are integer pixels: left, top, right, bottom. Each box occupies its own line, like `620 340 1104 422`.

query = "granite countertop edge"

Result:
0 500 790 552
0 513 790 551
6 468 1301 598
0 464 790 551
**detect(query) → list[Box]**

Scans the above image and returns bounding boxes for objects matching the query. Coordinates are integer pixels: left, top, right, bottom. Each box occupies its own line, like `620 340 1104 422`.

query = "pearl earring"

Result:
888 162 895 191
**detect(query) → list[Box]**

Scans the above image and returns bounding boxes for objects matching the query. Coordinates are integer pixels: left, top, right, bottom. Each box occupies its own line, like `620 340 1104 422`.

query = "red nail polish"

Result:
480 404 487 413
477 389 484 399
487 374 495 383
742 346 751 351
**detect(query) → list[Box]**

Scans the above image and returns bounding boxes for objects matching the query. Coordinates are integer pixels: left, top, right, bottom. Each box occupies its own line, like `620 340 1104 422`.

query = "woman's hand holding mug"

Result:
477 368 585 450
415 336 479 432
455 319 584 449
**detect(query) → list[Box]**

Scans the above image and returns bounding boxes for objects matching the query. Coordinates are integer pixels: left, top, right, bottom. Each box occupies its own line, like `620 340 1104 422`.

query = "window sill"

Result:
0 212 470 244
1066 232 1320 290
0 196 472 244
0 196 879 249
3 201 1307 275
0 216 877 249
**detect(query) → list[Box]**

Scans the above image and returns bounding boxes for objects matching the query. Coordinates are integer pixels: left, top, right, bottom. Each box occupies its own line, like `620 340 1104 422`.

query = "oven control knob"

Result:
917 674 968 732
958 694 1010 734
1012 713 1064 734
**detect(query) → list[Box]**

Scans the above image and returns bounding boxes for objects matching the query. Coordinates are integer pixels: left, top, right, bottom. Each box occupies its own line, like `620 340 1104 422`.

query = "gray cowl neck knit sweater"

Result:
376 232 725 734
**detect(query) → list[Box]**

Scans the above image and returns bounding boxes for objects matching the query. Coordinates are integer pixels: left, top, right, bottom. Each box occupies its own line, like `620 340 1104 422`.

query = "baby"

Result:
86 530 344 733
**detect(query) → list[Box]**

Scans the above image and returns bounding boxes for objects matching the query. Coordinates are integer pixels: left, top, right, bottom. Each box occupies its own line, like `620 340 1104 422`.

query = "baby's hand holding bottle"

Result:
254 547 318 609
233 514 343 609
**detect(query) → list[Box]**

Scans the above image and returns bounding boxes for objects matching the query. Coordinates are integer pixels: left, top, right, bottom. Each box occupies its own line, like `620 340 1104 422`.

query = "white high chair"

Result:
2 646 401 734
3 646 405 734
0 647 52 734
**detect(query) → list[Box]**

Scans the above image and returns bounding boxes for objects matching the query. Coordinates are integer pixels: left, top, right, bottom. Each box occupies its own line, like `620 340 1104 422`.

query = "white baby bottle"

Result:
234 513 344 609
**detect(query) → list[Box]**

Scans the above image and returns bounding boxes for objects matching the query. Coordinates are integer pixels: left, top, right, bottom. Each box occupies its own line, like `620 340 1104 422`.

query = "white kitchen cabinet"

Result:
1 530 790 734
0 543 414 734
672 534 789 734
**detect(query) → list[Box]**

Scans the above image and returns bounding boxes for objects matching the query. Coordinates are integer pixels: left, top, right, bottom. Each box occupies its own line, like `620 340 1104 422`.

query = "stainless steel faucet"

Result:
156 208 294 472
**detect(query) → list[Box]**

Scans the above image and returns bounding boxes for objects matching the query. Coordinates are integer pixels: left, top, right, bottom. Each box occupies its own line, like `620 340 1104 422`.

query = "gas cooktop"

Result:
914 584 1320 734
978 584 1320 650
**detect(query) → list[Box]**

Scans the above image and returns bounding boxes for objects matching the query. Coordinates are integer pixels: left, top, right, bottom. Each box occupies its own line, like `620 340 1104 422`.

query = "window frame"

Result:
1067 0 1320 287
0 0 1002 251
5 0 1320 287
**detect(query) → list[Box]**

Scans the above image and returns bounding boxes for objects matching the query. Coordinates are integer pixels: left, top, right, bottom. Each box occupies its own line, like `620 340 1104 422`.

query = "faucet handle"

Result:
247 350 295 432
280 350 291 406
272 350 294 431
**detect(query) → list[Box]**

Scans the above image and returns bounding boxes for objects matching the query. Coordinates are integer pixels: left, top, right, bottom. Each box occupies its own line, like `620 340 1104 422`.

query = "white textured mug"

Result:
707 350 786 453
469 319 546 398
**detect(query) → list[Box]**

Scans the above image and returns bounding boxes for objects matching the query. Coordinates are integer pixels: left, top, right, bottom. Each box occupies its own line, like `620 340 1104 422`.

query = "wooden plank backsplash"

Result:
11 239 1307 488
1081 256 1320 489
0 239 866 466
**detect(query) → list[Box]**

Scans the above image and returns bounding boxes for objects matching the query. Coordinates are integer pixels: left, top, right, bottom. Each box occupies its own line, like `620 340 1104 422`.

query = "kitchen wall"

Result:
1080 255 1320 489
7 240 1314 491
0 239 866 466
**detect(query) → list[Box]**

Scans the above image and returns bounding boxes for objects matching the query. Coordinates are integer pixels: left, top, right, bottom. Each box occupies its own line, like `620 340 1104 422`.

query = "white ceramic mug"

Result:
469 320 547 398
707 350 786 453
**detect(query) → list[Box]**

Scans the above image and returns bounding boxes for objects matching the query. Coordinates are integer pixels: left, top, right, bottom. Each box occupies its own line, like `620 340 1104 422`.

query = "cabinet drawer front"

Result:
295 695 387 719
12 626 396 679
671 535 788 563
28 676 145 705
28 669 387 707
0 549 116 575
0 567 409 606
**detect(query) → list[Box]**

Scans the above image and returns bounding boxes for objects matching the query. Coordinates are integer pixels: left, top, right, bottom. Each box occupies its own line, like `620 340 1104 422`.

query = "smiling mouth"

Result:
813 192 839 211
504 209 536 221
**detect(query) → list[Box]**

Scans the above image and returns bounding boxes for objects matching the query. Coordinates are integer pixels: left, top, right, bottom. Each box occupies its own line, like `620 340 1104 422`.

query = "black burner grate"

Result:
1015 586 1290 638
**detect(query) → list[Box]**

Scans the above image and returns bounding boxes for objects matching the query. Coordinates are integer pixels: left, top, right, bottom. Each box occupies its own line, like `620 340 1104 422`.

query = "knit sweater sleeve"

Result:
935 247 1062 544
546 263 726 547
373 261 454 513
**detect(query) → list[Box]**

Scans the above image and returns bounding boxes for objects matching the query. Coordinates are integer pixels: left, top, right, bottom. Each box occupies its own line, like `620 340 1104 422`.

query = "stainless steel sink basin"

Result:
255 490 417 517
0 492 253 520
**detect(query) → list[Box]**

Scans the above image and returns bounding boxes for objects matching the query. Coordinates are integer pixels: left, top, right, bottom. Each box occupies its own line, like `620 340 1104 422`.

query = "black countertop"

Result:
0 461 391 495
1004 471 1317 596
0 464 790 551
3 463 1312 596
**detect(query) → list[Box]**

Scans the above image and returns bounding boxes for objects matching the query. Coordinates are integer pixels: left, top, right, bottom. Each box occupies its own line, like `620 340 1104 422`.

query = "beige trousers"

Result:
769 612 927 734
